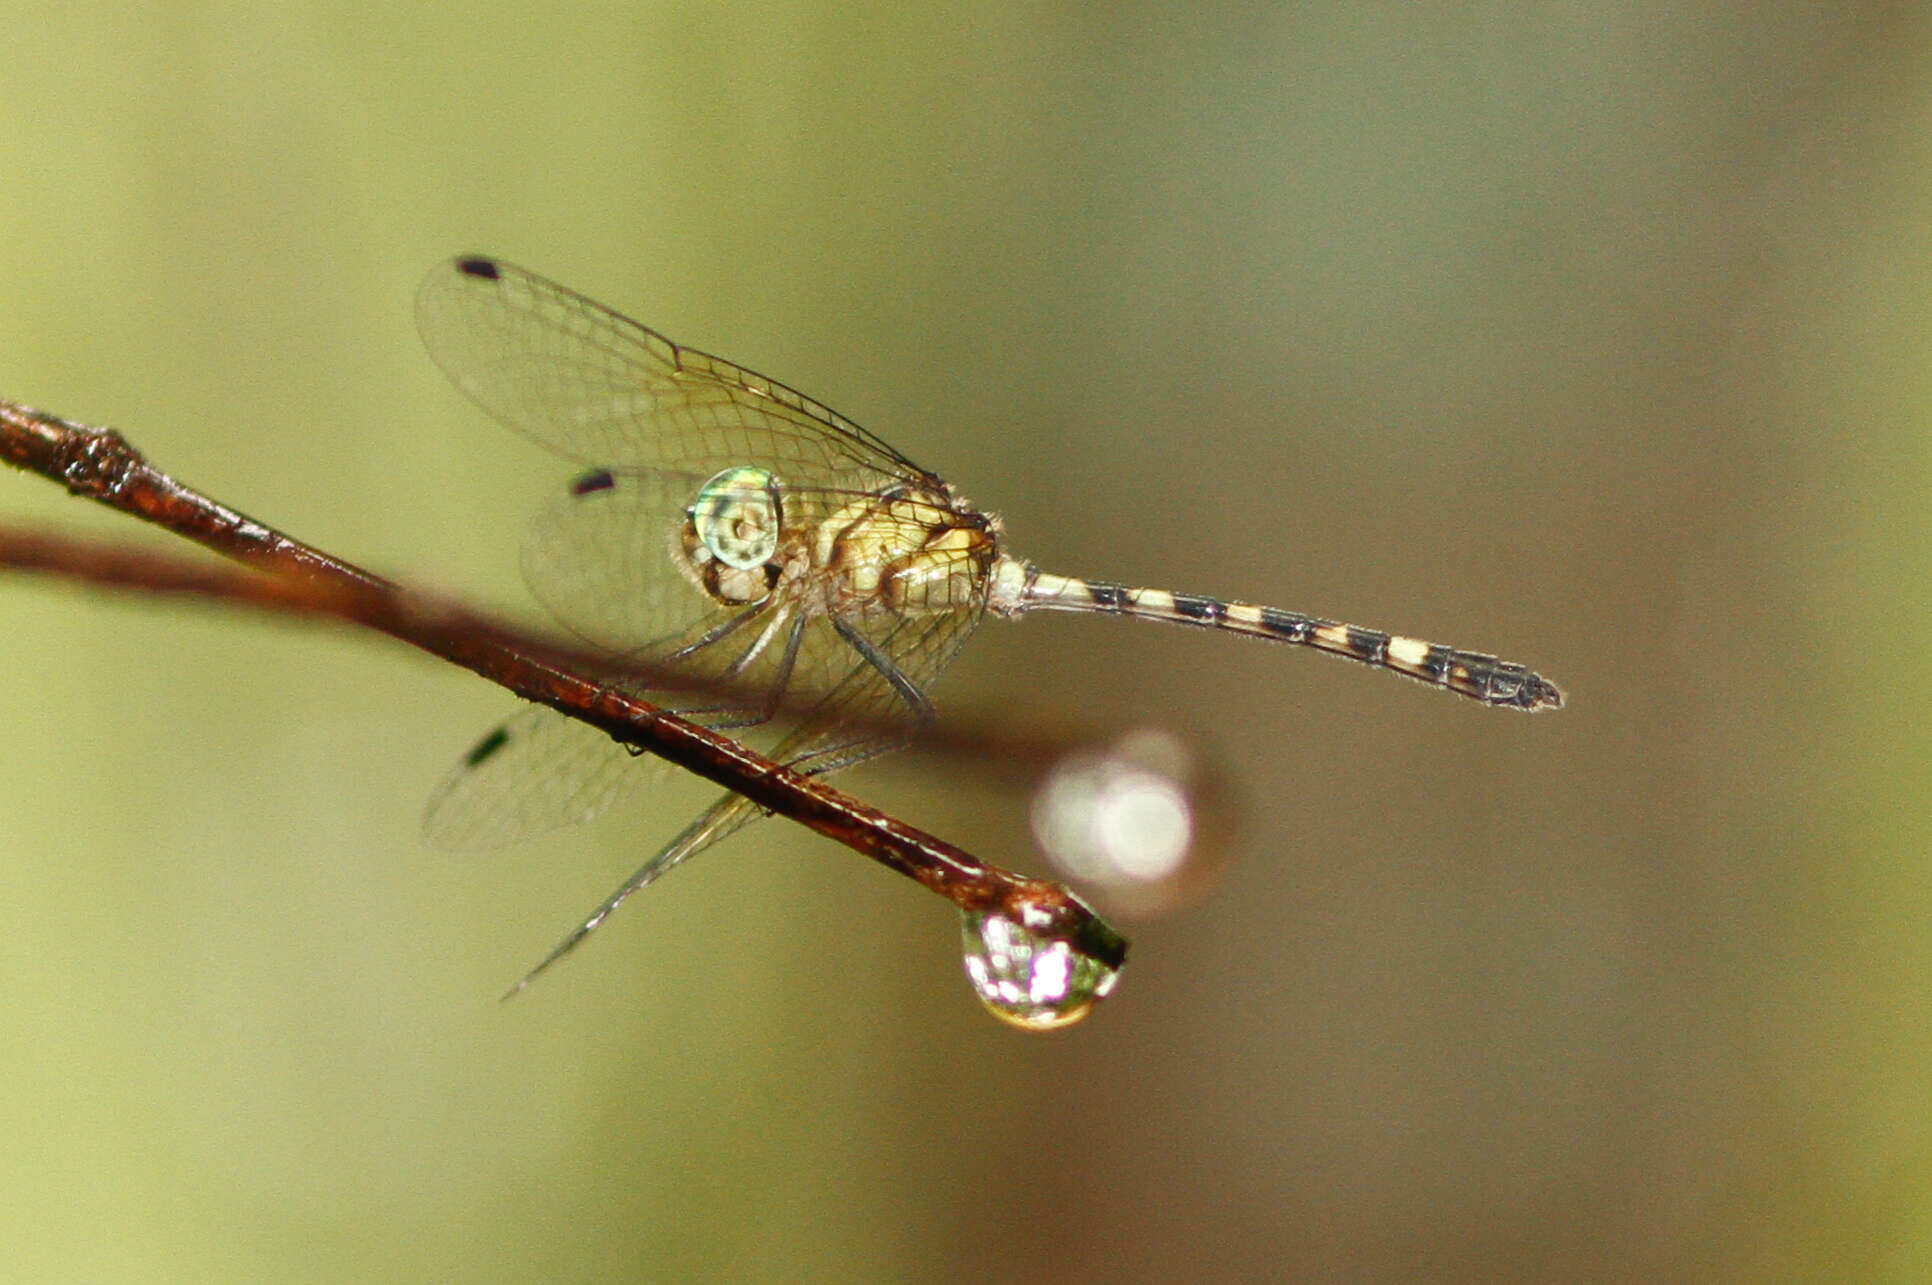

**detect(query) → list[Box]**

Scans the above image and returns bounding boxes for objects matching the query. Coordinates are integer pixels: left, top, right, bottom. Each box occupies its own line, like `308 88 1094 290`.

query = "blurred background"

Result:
0 4 1926 1280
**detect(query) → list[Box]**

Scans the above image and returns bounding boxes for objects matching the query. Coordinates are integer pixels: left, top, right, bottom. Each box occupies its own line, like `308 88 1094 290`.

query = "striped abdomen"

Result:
1019 571 1563 710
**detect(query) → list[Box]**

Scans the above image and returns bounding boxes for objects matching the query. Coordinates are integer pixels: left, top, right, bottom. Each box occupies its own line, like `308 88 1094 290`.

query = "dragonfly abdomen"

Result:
1019 571 1563 710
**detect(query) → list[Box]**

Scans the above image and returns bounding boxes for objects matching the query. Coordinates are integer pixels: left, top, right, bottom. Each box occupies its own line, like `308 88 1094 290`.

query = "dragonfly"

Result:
416 255 1564 992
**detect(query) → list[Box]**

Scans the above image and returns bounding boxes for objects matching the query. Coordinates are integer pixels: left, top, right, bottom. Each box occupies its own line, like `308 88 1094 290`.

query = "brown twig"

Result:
0 395 1126 968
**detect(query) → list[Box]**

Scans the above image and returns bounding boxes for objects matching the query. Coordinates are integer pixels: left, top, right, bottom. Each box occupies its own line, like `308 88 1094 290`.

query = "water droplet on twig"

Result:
960 900 1121 1030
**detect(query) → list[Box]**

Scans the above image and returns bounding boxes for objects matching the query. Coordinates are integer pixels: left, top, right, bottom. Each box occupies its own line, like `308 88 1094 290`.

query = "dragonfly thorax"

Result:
819 482 1001 618
676 469 1001 619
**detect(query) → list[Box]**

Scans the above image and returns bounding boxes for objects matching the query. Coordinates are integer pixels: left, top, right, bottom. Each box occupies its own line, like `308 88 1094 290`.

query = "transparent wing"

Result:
521 469 887 716
423 609 811 852
501 599 992 992
430 470 947 851
584 603 995 905
775 598 988 770
415 254 1005 975
416 255 934 489
629 597 997 884
520 469 731 656
423 704 670 851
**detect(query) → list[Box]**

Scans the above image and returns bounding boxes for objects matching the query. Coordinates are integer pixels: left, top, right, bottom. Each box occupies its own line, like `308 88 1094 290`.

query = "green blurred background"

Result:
1 5 1927 1280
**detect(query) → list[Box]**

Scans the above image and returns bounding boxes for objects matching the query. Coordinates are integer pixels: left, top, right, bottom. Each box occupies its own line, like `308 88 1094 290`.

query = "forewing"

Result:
529 602 992 972
417 255 995 867
416 255 931 487
483 582 991 984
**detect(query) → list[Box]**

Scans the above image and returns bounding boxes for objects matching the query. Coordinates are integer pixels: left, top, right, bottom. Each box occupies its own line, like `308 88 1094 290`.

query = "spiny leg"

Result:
684 608 803 729
607 601 803 749
507 605 978 993
830 614 936 727
745 611 809 726
648 600 788 727
775 615 938 779
665 600 774 665
503 616 811 992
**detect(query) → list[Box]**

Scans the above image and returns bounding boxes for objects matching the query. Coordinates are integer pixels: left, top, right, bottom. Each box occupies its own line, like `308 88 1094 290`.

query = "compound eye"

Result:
691 466 781 570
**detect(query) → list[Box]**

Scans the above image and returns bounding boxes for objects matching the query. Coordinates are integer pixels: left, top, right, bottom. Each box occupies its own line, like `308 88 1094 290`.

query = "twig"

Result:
0 395 1126 968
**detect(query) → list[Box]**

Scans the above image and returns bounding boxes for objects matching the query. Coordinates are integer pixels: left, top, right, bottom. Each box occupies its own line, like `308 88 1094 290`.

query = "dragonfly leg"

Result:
831 615 935 727
775 615 938 777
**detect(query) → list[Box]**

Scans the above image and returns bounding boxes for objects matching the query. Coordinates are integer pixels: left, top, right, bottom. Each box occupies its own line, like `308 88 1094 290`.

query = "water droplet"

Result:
960 901 1122 1030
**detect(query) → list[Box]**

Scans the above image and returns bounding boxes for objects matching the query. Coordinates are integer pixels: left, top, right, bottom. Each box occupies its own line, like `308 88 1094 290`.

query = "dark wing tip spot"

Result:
570 468 617 497
463 725 512 767
456 256 502 281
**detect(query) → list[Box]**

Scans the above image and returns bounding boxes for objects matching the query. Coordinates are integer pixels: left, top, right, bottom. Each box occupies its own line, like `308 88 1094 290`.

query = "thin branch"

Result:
0 395 1126 969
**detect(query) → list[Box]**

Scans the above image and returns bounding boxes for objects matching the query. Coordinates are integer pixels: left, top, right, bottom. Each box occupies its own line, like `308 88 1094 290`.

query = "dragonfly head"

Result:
682 466 784 606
